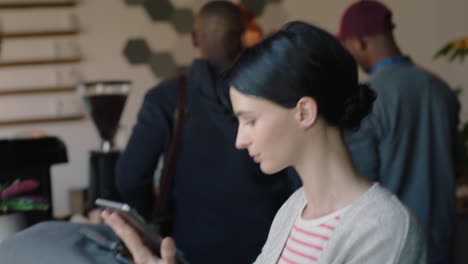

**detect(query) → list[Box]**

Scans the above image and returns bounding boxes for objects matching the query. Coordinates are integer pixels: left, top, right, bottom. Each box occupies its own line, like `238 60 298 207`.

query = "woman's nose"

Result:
235 129 250 150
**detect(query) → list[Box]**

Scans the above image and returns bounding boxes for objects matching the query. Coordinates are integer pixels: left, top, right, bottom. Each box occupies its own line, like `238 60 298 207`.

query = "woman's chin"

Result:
259 162 283 175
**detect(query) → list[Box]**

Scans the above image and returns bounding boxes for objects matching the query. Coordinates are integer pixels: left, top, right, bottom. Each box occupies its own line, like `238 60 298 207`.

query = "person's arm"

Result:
116 84 175 220
102 209 177 264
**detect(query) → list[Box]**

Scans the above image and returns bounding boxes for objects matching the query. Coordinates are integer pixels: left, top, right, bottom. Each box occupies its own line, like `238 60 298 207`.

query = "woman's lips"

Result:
251 154 261 163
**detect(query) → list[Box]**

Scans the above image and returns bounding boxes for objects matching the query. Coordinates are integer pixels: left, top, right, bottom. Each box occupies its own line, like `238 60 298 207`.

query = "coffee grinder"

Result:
78 80 130 207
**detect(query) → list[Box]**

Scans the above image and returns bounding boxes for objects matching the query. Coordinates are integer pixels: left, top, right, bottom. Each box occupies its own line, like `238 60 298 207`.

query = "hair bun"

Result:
339 84 376 130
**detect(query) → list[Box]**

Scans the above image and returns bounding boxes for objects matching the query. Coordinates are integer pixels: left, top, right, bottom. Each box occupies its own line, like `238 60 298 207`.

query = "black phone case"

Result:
95 198 189 264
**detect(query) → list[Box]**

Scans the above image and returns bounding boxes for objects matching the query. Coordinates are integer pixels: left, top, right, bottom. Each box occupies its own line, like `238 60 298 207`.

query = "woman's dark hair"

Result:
225 21 376 131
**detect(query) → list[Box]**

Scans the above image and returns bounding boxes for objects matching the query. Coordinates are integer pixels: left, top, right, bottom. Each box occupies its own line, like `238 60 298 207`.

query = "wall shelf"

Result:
0 114 85 126
0 57 82 68
0 0 84 128
0 86 75 95
3 29 80 39
0 1 77 9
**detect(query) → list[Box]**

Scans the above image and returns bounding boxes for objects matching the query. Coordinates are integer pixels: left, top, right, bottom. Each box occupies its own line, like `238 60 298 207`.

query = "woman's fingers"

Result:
101 209 157 264
160 237 177 264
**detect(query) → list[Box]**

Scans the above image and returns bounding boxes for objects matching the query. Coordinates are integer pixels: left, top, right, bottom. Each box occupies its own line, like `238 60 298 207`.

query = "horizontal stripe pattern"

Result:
277 212 344 264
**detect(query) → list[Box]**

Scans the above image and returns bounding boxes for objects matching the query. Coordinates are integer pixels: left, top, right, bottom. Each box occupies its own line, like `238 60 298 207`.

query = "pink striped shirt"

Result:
277 206 349 264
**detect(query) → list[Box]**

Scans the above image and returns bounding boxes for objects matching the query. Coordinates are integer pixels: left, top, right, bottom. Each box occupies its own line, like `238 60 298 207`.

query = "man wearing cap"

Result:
338 1 459 263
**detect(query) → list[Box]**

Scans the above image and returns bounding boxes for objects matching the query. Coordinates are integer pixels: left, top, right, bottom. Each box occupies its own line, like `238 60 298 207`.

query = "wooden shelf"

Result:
0 1 77 9
0 86 75 95
0 114 85 126
0 57 82 67
3 29 79 39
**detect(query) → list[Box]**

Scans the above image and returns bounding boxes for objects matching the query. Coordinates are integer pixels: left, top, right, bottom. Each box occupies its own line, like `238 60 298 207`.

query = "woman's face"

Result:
230 87 300 174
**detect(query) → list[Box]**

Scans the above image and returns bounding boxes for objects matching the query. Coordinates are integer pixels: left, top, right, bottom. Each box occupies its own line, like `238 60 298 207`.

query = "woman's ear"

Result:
295 97 318 130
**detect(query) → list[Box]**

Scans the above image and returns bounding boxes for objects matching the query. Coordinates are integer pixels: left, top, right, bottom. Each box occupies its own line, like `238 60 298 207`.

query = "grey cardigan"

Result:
254 184 427 264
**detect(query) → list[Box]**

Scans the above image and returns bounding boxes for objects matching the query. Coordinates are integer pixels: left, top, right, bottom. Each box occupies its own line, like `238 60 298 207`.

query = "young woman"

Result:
103 21 426 264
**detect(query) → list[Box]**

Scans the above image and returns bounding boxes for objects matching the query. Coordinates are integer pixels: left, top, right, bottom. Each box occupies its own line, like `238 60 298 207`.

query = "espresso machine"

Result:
78 81 131 207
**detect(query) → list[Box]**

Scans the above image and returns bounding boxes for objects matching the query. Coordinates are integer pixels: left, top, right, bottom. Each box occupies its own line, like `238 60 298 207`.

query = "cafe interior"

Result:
0 0 466 263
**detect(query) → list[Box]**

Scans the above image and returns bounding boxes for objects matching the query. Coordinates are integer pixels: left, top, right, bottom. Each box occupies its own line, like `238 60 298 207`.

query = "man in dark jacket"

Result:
116 2 299 264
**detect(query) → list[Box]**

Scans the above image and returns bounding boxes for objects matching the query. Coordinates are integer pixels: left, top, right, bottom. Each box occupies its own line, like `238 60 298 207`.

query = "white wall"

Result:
0 0 466 217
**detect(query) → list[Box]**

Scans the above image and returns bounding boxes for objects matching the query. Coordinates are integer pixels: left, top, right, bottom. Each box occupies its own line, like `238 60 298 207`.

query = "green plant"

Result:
435 36 468 180
0 179 49 214
434 36 468 62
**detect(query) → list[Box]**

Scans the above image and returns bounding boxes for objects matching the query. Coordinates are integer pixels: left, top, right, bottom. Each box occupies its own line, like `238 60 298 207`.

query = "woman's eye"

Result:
245 120 256 126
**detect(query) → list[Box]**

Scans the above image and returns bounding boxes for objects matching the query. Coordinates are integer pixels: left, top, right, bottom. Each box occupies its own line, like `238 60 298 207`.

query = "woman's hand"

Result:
101 209 177 264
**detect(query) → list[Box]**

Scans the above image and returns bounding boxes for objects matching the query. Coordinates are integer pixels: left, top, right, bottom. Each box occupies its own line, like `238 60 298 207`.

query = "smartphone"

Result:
95 198 189 264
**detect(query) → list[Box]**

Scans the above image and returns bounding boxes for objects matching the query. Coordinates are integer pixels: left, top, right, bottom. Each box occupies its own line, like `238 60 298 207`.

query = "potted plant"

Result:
435 36 468 62
0 179 49 241
434 35 468 178
434 36 468 212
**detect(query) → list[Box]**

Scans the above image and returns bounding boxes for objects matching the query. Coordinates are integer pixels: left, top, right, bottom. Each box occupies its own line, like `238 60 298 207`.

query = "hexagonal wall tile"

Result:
192 0 213 13
240 0 269 17
143 0 175 22
169 0 196 8
149 52 178 78
122 0 289 79
124 38 152 64
170 8 194 33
